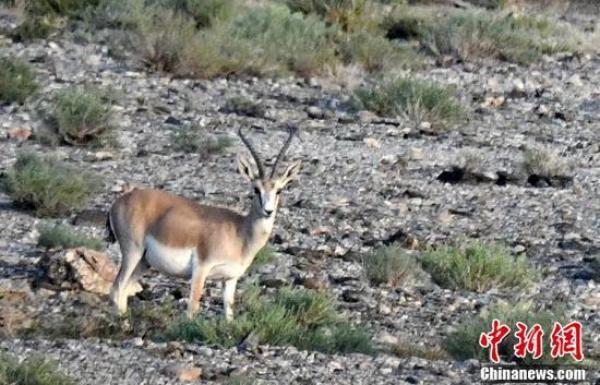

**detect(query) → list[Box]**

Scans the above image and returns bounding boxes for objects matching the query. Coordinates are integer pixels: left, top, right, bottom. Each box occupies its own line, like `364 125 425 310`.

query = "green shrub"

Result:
15 0 100 40
170 126 232 156
444 302 566 365
24 0 100 18
222 96 265 118
10 17 57 41
187 5 337 77
338 31 422 72
362 243 421 287
45 85 115 146
522 146 572 177
0 57 38 104
2 152 101 217
283 0 377 32
226 5 337 76
23 301 178 340
0 353 77 385
135 7 197 72
384 7 575 64
169 287 373 354
37 223 104 251
419 241 535 292
176 0 237 28
351 76 461 129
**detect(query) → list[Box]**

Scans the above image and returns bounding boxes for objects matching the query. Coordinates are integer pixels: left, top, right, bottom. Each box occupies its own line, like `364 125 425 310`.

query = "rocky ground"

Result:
0 4 599 385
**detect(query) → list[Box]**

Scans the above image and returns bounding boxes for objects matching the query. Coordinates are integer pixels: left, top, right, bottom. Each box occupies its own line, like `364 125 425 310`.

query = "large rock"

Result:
38 248 139 296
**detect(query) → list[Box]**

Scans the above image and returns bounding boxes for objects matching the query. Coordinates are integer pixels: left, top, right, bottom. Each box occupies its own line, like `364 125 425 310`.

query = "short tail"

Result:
106 213 116 243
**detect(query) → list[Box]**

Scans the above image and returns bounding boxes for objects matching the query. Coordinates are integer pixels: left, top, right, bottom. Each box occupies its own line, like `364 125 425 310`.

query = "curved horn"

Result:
271 124 298 178
238 127 265 178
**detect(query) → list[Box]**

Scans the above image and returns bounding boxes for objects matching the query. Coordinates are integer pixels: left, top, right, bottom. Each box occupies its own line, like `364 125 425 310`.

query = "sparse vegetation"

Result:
419 241 535 292
135 7 197 72
43 85 115 146
391 341 448 360
362 243 422 287
176 0 237 28
384 7 576 64
351 76 462 129
444 302 566 365
11 17 57 41
522 146 573 177
23 301 178 340
456 148 483 174
338 31 422 72
2 153 101 217
24 0 100 18
222 96 265 118
283 0 378 32
170 126 233 156
0 353 77 385
223 5 337 76
11 0 100 40
169 286 373 354
0 57 38 104
37 223 104 251
249 245 275 272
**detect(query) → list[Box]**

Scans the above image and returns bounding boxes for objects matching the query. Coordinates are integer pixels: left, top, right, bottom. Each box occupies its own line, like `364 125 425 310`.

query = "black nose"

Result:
264 209 273 216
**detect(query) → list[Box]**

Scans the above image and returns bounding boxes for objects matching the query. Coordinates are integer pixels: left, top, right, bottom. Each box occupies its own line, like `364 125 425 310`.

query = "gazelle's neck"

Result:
241 203 275 259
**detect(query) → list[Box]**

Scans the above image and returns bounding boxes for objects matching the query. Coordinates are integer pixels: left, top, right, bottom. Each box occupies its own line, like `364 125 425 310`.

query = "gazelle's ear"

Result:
238 157 256 182
279 161 301 187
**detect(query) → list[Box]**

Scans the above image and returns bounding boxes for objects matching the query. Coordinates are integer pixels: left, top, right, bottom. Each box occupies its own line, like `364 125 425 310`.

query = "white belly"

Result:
144 236 194 277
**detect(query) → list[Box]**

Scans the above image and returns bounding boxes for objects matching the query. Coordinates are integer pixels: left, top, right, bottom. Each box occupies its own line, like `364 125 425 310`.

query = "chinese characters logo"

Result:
479 319 584 363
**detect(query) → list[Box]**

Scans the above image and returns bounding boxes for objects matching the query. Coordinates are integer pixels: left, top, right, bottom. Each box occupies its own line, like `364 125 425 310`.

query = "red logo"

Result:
514 322 544 360
479 319 511 363
550 321 584 361
479 321 584 363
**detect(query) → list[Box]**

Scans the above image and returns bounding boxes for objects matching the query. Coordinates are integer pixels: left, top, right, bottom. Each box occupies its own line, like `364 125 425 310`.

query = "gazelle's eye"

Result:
254 187 260 195
276 189 282 195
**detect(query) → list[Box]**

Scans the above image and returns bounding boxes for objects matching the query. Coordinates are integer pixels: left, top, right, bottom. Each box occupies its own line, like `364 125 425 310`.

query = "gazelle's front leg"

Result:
223 278 238 321
188 261 208 320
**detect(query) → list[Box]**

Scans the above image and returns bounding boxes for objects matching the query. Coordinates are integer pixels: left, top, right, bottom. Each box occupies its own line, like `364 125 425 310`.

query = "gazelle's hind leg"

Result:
125 258 149 297
111 242 144 315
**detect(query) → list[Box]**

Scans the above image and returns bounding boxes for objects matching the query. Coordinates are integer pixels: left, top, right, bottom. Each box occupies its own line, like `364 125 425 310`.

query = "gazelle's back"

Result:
109 188 245 249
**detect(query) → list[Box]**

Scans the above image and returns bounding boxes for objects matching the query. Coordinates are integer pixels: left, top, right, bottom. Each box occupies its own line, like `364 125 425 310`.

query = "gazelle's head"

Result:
238 125 301 219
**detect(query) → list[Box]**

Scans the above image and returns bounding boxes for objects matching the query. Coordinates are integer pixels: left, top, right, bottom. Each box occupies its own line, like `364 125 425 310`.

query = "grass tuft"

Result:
419 241 535 292
169 286 373 354
391 342 448 360
0 353 77 385
351 76 462 130
384 7 576 64
522 146 573 178
44 85 116 146
170 126 232 156
444 302 567 365
362 243 421 287
0 57 38 104
2 152 101 217
37 223 104 251
338 31 422 72
222 96 265 118
23 301 178 340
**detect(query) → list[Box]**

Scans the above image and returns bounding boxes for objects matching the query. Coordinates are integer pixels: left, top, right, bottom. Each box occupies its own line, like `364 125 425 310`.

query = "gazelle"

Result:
107 126 301 320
